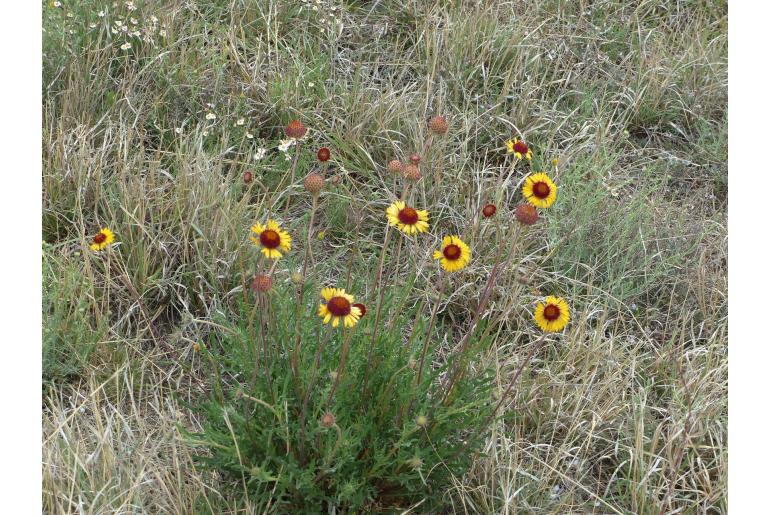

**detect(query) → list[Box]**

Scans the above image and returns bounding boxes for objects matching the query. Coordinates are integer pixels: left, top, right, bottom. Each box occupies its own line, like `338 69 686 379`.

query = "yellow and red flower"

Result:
433 235 471 273
534 296 570 332
386 201 429 235
89 227 115 251
506 138 533 160
249 219 292 259
318 288 363 328
522 172 557 208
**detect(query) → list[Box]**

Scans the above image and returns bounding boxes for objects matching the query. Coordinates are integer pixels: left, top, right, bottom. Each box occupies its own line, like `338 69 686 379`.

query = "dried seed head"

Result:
428 115 448 135
317 147 331 162
304 173 325 194
285 119 307 139
243 171 253 184
409 153 421 165
251 274 273 293
407 358 417 369
329 371 338 381
320 411 336 428
387 159 403 175
403 164 421 182
407 457 424 470
291 271 304 285
482 204 497 218
515 203 539 225
416 415 428 428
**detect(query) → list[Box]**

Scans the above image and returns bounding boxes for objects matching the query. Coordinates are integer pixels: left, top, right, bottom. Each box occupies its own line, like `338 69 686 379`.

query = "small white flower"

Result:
278 139 296 152
151 15 159 23
121 25 128 32
202 130 209 137
159 29 167 37
69 29 75 34
205 112 217 120
132 30 141 37
246 132 254 139
114 20 123 26
89 23 97 29
126 1 136 11
175 127 183 134
98 10 105 17
66 12 74 18
130 17 138 25
120 42 132 50
236 117 245 126
254 148 267 161
308 82 315 88
53 1 62 6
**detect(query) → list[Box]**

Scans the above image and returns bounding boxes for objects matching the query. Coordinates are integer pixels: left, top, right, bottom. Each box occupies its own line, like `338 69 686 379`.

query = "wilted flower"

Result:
320 412 336 428
403 164 421 182
304 173 325 194
428 115 448 135
482 204 497 218
317 147 331 162
251 274 273 293
285 119 307 139
387 159 403 175
243 171 253 184
515 204 538 225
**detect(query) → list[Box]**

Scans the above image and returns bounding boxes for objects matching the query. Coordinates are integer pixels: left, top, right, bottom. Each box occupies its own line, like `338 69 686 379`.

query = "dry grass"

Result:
43 0 727 512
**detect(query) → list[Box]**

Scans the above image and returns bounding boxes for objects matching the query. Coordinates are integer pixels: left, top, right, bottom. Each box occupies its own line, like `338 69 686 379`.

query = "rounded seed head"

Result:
251 274 273 293
482 204 497 218
317 147 331 162
285 119 307 139
243 171 253 184
407 457 424 470
387 159 403 175
409 153 421 165
416 415 428 428
403 164 421 182
320 411 336 428
515 203 539 225
304 173 325 194
428 115 448 135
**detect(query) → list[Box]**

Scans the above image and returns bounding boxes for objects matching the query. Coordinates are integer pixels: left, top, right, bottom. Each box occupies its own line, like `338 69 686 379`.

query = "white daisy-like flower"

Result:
202 130 209 137
130 18 138 25
236 117 245 126
126 1 136 11
308 82 315 88
205 112 217 120
254 148 267 160
278 139 296 152
98 10 105 17
151 15 159 23
114 20 123 26
159 29 167 37
246 132 254 139
121 25 128 32
120 42 132 50
175 127 183 134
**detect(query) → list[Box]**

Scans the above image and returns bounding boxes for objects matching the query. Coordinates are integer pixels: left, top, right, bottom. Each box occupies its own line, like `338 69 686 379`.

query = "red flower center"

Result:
397 207 419 225
443 244 462 261
93 232 107 244
533 181 550 199
353 303 366 317
317 147 330 162
482 204 497 218
543 304 560 321
327 296 352 317
259 229 281 249
514 140 529 154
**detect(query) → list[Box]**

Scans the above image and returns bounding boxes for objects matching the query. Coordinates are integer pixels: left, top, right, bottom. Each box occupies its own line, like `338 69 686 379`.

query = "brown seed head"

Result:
243 171 253 184
403 164 421 182
317 147 331 162
428 115 448 135
285 119 307 139
330 175 341 185
387 159 403 175
409 153 421 165
251 274 273 293
482 204 497 218
515 203 539 225
304 173 325 194
320 412 336 428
